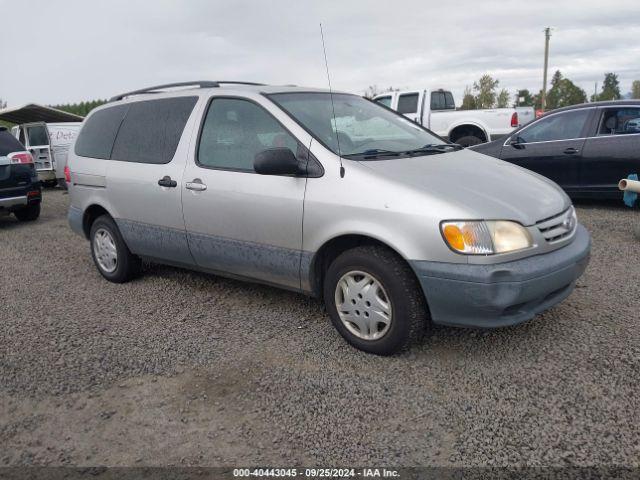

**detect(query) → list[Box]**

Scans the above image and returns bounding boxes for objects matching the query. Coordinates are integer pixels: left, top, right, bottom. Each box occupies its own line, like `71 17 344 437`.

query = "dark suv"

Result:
0 127 41 221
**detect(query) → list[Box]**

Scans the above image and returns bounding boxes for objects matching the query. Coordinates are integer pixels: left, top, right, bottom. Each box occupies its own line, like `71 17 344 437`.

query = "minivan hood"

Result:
359 148 570 226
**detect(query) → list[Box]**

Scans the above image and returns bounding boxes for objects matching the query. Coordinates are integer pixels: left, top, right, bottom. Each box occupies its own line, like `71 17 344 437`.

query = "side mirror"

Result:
254 148 301 176
509 136 526 149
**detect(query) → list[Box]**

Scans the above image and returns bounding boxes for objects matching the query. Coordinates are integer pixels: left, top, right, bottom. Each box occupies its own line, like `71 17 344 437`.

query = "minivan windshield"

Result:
269 93 447 159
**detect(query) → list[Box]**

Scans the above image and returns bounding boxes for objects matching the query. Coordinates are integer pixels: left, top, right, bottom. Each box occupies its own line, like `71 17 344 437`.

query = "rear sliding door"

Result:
96 96 200 264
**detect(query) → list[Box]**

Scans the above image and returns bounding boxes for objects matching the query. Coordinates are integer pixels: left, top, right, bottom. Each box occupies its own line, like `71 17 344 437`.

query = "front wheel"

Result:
323 245 428 355
90 215 141 283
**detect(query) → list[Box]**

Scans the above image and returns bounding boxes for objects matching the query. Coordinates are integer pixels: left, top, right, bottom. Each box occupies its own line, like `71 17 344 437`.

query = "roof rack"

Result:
109 81 265 102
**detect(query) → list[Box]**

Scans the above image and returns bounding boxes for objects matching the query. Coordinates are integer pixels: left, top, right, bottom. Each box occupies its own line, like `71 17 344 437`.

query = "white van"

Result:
12 122 82 187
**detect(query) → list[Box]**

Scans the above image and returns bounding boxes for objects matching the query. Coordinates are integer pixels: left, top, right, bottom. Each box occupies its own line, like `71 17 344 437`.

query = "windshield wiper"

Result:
403 143 463 156
343 149 402 159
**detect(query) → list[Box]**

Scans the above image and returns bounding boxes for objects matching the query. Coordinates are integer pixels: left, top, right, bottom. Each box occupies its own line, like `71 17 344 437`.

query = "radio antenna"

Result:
320 23 344 178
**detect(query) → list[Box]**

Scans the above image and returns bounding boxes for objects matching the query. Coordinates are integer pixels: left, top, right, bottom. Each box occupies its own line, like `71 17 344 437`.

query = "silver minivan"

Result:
67 81 591 355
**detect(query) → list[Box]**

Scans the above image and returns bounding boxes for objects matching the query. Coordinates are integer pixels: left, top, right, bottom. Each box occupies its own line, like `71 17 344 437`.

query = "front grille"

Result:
536 207 576 243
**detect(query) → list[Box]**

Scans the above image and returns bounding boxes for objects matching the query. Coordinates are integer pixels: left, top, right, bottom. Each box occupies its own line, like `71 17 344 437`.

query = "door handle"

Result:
158 176 177 188
185 179 207 191
563 147 579 155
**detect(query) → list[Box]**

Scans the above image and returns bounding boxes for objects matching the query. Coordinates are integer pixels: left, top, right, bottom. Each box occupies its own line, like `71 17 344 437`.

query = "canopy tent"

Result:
0 104 84 124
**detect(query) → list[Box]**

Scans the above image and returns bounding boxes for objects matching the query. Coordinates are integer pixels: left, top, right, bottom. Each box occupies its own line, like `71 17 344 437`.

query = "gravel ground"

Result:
1 189 639 467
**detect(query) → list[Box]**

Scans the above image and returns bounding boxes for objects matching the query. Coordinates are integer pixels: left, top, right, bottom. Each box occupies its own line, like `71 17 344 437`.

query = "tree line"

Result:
463 71 636 110
51 99 107 117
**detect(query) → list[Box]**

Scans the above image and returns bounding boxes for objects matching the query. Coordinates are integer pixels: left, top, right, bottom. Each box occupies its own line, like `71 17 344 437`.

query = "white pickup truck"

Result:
373 89 534 147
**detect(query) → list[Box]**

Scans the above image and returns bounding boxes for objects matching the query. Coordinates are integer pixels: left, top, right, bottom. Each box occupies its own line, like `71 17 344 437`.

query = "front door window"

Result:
197 98 298 172
517 109 590 143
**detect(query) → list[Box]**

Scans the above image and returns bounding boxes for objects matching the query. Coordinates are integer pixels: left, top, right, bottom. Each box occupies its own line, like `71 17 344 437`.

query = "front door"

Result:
580 106 640 196
500 108 592 192
181 96 308 290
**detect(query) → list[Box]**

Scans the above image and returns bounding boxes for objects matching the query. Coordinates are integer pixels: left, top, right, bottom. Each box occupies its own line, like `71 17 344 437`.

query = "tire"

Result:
323 245 428 355
58 178 68 190
14 203 40 222
455 135 483 148
42 179 58 188
89 215 141 283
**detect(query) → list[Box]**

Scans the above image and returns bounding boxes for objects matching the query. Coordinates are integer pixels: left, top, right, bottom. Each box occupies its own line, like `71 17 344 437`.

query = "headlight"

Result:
441 220 533 255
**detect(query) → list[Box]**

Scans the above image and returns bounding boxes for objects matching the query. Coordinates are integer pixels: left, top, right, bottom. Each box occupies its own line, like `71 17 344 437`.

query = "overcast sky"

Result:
1 0 639 107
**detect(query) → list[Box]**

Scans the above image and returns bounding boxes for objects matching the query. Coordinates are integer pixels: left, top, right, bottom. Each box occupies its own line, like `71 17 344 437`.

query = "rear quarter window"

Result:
75 105 128 159
74 96 198 163
0 130 26 156
111 96 198 164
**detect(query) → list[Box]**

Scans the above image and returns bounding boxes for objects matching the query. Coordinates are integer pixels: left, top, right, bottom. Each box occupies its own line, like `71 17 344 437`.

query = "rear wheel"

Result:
455 135 483 147
323 245 428 355
14 204 40 222
89 215 140 283
42 179 58 188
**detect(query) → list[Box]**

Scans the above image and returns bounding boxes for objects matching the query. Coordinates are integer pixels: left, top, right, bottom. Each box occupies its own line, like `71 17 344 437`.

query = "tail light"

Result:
9 152 33 164
510 112 519 128
64 165 71 183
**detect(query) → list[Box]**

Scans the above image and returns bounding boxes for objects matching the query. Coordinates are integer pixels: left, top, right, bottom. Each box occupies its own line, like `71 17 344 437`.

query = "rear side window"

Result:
75 96 197 163
0 130 26 155
75 105 128 159
431 92 455 111
431 92 445 110
598 107 640 135
397 93 419 114
111 97 198 164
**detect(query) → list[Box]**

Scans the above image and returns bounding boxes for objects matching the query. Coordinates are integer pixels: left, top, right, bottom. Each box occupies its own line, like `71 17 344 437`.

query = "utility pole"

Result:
541 27 551 111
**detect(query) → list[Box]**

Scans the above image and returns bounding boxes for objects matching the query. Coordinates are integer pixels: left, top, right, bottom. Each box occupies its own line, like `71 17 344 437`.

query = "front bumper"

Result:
411 224 591 328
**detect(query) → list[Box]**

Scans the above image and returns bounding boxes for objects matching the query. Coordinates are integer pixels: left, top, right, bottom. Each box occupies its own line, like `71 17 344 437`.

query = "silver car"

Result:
67 81 591 355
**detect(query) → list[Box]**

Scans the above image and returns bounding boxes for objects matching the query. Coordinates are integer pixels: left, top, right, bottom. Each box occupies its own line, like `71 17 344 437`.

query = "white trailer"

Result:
0 104 83 187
